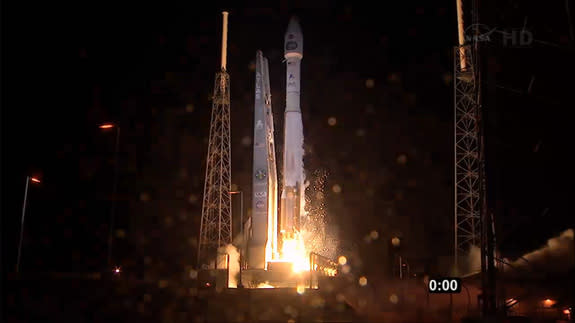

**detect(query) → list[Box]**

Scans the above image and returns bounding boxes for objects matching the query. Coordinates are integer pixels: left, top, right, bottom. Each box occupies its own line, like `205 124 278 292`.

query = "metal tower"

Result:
454 0 482 272
198 11 232 269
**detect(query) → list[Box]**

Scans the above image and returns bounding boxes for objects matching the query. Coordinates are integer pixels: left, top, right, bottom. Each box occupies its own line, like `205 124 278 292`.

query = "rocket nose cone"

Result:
286 16 302 35
285 16 303 58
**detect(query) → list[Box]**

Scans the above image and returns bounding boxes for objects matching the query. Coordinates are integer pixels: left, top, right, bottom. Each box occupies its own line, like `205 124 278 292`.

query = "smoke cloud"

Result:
505 228 574 272
217 244 240 288
462 229 574 276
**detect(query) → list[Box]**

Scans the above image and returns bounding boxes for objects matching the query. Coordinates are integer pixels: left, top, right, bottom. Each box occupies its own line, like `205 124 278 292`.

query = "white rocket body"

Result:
280 17 305 246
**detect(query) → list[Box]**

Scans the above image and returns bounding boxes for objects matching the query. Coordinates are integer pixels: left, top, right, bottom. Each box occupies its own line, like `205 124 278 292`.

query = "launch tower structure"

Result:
198 11 232 269
453 0 482 271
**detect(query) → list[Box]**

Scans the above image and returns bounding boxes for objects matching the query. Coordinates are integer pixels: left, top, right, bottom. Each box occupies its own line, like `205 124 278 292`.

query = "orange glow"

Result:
564 309 571 315
543 299 555 307
30 177 41 183
99 123 114 129
281 232 310 273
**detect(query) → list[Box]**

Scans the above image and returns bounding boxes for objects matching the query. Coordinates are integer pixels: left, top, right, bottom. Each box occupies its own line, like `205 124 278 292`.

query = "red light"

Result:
99 124 114 129
30 177 41 183
564 309 571 315
206 282 211 287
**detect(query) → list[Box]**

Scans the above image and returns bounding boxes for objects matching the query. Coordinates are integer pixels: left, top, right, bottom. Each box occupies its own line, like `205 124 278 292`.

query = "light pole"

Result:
16 176 41 273
230 190 243 287
100 123 121 269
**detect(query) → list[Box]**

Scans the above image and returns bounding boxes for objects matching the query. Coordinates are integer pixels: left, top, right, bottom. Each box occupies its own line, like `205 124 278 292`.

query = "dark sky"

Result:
2 1 574 279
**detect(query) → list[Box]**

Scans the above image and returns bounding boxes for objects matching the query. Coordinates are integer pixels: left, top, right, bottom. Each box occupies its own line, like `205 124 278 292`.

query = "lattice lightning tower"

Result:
454 0 482 272
198 11 232 268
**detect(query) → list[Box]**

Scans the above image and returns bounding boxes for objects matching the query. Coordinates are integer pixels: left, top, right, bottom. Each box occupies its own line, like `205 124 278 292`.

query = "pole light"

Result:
99 122 121 269
230 190 243 287
16 176 41 273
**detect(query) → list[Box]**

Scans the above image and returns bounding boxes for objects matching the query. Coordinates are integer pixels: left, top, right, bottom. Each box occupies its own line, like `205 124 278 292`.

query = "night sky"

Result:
2 0 574 281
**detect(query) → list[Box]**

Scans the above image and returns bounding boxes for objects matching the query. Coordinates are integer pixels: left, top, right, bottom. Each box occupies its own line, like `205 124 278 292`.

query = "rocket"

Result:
279 17 305 249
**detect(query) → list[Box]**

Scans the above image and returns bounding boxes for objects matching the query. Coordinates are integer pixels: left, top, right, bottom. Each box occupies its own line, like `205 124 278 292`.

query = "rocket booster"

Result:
280 17 305 243
250 51 279 269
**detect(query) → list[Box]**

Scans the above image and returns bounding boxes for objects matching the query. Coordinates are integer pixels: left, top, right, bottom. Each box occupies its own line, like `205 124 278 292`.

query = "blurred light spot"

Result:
406 93 417 106
389 294 399 304
365 78 375 88
188 194 199 204
365 104 375 115
396 154 407 165
311 296 325 308
534 140 542 152
186 104 195 112
332 184 342 193
189 269 198 279
328 116 337 126
342 264 351 274
543 299 555 307
370 230 379 240
364 235 372 243
248 62 256 71
140 192 150 202
336 293 345 302
297 285 306 295
288 319 296 323
359 276 367 286
115 229 126 238
284 305 297 316
388 73 401 84
391 237 401 247
338 256 347 265
241 135 251 147
443 73 453 85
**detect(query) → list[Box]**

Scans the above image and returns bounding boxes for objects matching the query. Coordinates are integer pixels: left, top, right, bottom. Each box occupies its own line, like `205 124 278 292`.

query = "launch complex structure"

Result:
198 12 337 289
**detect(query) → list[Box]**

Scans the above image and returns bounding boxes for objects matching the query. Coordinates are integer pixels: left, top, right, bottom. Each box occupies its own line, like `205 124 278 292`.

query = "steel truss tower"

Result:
198 12 232 269
454 44 482 271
